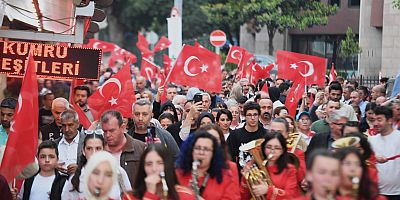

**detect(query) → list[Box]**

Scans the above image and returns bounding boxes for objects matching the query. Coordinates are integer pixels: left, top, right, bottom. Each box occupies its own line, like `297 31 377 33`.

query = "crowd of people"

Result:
0 65 399 200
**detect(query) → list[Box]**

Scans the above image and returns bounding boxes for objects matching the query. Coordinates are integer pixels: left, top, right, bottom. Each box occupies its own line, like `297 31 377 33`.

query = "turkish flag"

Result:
0 54 38 182
285 83 305 117
84 38 117 52
169 45 222 93
249 62 274 85
88 64 136 120
236 50 253 80
329 63 336 85
154 36 171 52
226 46 244 65
163 54 172 76
277 50 327 86
69 79 92 129
141 58 160 82
108 47 137 67
160 73 168 103
137 32 153 56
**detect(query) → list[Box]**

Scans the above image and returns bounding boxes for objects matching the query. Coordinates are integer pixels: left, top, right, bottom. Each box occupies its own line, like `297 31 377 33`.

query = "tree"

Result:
203 0 337 55
394 0 400 9
339 27 361 76
106 0 214 48
201 0 247 45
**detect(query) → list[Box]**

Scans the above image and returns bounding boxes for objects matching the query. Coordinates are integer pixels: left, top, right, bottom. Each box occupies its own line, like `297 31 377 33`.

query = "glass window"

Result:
348 0 360 7
329 0 340 7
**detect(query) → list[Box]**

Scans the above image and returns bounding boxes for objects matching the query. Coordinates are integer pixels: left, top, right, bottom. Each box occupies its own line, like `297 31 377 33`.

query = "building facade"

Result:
240 0 361 76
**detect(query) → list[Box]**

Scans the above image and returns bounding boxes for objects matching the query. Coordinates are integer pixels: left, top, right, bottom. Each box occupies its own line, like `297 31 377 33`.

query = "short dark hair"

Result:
329 83 343 94
0 97 17 110
216 109 233 122
100 110 124 126
74 85 91 96
237 96 248 104
365 102 377 112
345 86 355 93
158 112 176 124
357 86 369 98
243 101 261 115
347 80 359 88
37 140 59 158
374 106 393 119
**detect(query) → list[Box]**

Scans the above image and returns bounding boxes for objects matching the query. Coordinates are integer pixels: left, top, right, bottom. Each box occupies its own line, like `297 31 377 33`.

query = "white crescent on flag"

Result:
99 78 122 98
184 56 200 77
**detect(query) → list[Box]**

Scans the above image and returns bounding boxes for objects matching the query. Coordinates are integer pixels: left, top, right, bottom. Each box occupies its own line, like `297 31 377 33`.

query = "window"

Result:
329 0 340 7
348 0 360 7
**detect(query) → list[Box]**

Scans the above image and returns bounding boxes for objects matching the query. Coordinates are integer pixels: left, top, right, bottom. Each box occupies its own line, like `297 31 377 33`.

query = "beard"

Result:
1 121 10 128
262 112 271 121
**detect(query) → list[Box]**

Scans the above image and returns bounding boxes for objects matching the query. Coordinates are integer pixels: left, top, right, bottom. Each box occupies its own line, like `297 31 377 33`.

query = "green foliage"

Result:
394 0 400 9
110 0 215 41
202 0 337 55
339 27 362 59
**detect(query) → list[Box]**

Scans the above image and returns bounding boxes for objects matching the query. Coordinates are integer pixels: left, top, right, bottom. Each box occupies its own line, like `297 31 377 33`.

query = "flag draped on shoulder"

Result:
277 50 327 86
88 63 136 120
0 54 39 182
168 45 222 93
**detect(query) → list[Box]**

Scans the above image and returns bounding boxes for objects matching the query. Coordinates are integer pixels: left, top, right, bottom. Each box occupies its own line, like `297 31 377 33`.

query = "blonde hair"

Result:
84 151 118 200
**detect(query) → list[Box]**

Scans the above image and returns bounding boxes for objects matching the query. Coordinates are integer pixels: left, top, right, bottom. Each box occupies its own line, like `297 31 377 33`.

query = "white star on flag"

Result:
200 64 208 72
290 63 298 69
108 97 118 105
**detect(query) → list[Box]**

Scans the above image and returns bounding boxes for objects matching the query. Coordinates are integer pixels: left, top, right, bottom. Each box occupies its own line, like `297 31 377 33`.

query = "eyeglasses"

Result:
193 146 213 153
245 113 259 118
84 129 104 135
265 145 283 151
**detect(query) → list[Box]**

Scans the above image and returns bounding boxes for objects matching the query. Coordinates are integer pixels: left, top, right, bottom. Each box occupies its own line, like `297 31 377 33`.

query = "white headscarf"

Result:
83 151 118 200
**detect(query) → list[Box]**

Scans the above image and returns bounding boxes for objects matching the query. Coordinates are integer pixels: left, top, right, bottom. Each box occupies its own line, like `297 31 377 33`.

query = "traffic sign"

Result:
210 30 226 47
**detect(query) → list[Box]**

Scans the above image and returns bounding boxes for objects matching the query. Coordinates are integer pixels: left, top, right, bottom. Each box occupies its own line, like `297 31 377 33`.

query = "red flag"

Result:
137 32 152 55
0 54 38 182
88 64 136 120
329 63 336 84
249 62 274 85
160 73 168 103
154 36 171 52
141 58 160 82
261 81 269 94
163 54 172 76
169 45 222 93
108 47 137 67
225 46 244 65
277 50 327 86
84 38 117 52
236 50 253 80
194 41 205 48
69 79 92 129
285 83 305 117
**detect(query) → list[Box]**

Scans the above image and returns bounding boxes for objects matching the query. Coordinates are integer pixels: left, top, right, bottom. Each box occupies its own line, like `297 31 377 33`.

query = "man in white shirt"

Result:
54 110 85 176
368 106 400 199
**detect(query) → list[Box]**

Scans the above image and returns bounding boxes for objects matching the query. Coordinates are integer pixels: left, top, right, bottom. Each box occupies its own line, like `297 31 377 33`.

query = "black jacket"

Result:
305 132 332 160
22 170 68 200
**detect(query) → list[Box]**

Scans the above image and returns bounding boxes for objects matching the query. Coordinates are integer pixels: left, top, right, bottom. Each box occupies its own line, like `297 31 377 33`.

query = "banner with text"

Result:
0 41 101 80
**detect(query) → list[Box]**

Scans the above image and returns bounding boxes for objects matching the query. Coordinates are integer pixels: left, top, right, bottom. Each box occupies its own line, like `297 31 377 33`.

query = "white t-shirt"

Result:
19 174 55 200
369 129 400 195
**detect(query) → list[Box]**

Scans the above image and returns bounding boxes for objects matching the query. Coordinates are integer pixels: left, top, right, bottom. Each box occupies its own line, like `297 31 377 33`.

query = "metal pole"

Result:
174 0 183 15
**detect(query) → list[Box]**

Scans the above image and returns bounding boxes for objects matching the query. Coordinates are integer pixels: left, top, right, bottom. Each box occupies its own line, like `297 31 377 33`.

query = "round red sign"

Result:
209 30 226 47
